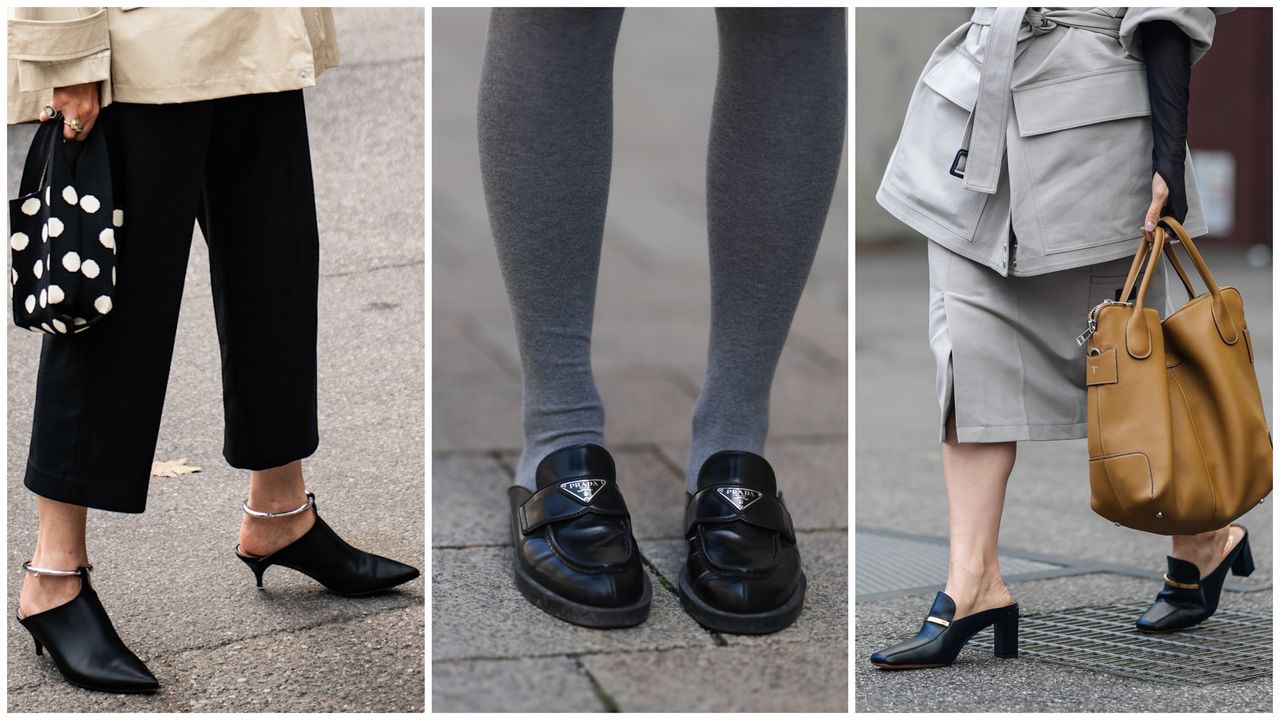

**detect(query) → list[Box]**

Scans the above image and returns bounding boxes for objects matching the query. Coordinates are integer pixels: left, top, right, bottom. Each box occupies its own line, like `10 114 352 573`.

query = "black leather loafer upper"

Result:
870 591 1018 669
1137 527 1252 632
681 451 802 616
509 444 647 612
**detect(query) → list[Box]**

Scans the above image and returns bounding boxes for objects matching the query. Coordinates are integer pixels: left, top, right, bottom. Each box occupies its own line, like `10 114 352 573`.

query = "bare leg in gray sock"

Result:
477 9 846 491
687 9 846 489
478 9 623 488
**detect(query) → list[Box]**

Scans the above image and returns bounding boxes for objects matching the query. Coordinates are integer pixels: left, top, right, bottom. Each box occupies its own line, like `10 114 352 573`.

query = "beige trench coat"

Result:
877 7 1228 277
8 7 338 124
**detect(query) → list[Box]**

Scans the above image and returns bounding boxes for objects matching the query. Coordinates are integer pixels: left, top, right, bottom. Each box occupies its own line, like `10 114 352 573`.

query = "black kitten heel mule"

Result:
17 563 160 693
1137 524 1253 632
234 492 420 596
870 591 1019 670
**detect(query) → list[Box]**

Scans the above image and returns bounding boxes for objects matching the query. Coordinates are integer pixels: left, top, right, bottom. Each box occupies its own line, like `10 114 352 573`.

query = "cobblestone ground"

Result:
7 9 424 712
432 8 849 713
855 240 1273 712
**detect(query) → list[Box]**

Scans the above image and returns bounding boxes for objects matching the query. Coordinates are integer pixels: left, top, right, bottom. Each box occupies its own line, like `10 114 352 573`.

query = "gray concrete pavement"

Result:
431 8 848 713
6 9 424 711
855 240 1273 712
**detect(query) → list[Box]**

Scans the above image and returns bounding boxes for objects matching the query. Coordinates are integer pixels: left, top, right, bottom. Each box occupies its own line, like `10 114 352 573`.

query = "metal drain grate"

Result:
1018 603 1272 685
857 531 1063 598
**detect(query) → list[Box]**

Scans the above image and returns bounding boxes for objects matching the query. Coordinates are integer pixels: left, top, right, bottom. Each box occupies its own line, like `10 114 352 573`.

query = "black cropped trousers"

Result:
23 90 320 513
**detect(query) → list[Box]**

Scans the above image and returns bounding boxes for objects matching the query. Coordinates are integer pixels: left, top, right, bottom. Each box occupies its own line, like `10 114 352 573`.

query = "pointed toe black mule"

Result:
235 492 420 596
678 451 806 635
508 444 652 628
870 591 1019 670
1136 524 1254 633
17 563 160 693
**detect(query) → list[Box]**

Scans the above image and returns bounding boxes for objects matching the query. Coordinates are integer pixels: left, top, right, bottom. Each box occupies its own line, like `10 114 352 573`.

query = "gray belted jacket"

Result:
877 7 1228 277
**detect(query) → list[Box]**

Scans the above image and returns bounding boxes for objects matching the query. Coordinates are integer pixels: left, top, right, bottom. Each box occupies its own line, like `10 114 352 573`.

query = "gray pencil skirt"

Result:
928 239 1168 443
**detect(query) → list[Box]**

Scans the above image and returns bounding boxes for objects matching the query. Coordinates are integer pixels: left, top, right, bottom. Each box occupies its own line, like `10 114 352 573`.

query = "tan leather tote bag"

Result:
1083 216 1272 535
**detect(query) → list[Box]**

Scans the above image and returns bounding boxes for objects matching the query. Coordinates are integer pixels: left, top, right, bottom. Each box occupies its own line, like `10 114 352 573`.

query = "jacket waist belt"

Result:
956 7 1124 194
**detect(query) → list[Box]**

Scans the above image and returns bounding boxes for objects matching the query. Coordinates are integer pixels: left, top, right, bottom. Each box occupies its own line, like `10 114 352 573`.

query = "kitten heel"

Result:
235 552 269 589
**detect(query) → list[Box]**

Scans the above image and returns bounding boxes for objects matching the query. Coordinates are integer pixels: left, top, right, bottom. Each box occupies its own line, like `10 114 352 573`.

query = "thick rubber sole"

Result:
677 566 806 635
511 557 652 628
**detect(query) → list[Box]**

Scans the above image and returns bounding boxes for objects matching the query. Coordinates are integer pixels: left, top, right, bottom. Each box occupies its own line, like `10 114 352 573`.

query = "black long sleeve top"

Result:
1140 20 1192 223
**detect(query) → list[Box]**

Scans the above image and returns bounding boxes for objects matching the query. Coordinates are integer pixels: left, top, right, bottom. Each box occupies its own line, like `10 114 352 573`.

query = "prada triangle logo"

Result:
716 487 763 512
559 478 607 504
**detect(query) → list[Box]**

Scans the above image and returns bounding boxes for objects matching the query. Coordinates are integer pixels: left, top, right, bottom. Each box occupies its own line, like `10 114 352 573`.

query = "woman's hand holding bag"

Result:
8 111 120 334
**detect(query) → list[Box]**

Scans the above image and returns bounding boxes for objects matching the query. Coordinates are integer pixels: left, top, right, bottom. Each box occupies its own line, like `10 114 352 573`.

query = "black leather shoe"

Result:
678 451 805 634
1137 524 1253 632
870 591 1019 670
18 565 160 693
508 444 651 628
235 493 420 596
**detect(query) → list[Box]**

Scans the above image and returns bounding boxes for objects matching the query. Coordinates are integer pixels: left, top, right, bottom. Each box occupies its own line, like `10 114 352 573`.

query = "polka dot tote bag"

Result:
8 114 119 335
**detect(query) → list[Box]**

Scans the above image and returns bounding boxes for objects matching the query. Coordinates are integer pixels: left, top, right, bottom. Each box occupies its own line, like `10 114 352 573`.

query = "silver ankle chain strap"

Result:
21 561 91 577
242 492 314 519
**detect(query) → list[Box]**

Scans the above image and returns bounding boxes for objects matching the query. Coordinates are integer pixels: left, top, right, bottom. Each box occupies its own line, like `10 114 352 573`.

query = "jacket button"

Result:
299 69 310 79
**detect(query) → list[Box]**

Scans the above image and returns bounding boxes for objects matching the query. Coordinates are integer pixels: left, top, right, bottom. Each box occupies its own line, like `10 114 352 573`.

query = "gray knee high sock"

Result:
478 9 624 489
477 9 845 492
686 9 846 490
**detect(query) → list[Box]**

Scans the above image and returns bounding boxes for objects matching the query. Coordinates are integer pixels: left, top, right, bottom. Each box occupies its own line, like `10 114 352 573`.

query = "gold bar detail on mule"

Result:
1163 573 1199 590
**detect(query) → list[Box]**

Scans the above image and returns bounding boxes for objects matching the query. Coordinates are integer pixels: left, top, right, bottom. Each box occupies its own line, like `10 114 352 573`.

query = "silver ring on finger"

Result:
43 105 57 118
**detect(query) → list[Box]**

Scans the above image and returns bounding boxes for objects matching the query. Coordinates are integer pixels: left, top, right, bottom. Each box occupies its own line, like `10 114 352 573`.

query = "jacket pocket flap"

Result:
8 9 110 62
1086 347 1118 385
1013 65 1149 137
922 48 980 112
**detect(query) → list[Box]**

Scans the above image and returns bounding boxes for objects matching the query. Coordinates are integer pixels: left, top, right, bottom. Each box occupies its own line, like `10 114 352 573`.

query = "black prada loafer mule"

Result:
678 451 806 635
508 444 651 628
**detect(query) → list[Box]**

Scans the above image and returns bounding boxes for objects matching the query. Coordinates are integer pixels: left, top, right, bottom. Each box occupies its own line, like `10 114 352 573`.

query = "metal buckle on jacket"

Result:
949 149 968 179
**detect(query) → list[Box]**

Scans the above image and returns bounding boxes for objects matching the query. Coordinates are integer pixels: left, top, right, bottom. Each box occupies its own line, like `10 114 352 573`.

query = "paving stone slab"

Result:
431 319 514 382
433 371 697 452
431 454 513 547
643 531 848 647
431 545 713 662
432 656 603 712
582 639 848 712
9 605 424 713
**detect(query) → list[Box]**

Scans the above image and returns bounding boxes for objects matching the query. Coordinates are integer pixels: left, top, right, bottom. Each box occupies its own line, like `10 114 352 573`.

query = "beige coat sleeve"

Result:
1118 7 1233 65
8 7 113 124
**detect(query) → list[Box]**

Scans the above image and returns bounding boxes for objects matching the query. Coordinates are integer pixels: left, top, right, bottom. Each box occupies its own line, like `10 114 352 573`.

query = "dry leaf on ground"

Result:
151 458 202 478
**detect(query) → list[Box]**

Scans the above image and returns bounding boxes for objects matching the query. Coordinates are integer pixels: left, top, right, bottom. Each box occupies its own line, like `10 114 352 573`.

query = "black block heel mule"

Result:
17 563 160 693
234 492 420 596
1137 524 1254 632
870 591 1019 670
